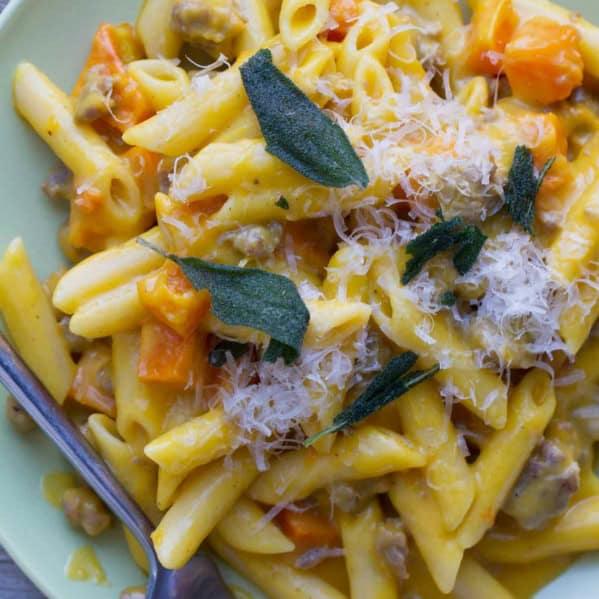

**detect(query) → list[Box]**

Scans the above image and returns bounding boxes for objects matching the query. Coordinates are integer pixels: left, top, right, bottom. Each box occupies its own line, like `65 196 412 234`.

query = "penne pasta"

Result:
210 531 348 599
0 238 76 403
339 500 398 598
9 0 599 593
457 369 556 549
152 449 258 569
389 471 464 594
249 426 426 504
216 496 295 554
398 381 475 532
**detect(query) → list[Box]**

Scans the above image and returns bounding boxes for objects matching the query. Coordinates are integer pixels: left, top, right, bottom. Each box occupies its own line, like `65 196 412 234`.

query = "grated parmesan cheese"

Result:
554 369 585 387
328 204 415 301
187 52 231 75
327 71 504 221
456 229 571 367
214 345 354 470
168 154 206 202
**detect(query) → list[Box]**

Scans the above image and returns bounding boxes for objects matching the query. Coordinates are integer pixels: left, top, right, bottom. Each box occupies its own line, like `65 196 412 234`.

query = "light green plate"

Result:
0 0 597 597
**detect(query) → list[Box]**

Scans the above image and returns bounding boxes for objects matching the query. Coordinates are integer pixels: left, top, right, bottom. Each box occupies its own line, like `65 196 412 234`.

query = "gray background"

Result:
1 2 50 598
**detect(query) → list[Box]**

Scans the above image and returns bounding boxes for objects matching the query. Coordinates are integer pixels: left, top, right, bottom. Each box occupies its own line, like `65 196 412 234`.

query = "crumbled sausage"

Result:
502 438 580 530
232 223 283 258
74 67 114 124
42 163 73 201
59 316 91 355
5 395 36 433
62 486 112 536
157 157 176 194
330 477 393 513
170 0 245 49
376 518 409 581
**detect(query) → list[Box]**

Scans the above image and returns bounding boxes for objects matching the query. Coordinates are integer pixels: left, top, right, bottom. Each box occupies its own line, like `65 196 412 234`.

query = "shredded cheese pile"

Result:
215 345 354 469
457 230 570 365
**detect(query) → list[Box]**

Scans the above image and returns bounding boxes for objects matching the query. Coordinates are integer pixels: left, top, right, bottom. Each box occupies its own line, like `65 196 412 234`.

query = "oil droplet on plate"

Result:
65 545 109 586
41 471 78 508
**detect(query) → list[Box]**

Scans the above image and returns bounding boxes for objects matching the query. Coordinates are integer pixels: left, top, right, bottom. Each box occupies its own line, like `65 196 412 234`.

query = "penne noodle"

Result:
216 496 295 554
152 449 258 569
250 426 426 504
0 238 76 403
457 370 556 549
339 500 399 598
209 531 348 599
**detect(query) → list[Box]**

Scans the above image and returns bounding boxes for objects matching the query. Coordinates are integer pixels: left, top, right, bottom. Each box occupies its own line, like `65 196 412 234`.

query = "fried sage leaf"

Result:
139 239 310 363
304 352 440 445
240 49 369 189
504 145 555 234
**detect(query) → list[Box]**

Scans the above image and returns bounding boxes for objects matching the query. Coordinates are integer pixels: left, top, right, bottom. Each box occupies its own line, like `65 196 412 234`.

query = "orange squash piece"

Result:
137 320 197 387
138 261 211 338
504 16 583 105
276 509 341 548
326 0 359 42
73 23 152 132
280 220 336 276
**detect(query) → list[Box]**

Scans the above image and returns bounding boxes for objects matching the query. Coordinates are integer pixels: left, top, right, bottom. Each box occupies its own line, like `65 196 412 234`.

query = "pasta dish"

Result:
4 0 599 597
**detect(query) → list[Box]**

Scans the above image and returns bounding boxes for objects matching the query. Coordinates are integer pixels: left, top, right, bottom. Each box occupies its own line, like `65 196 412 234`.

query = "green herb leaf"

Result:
402 217 463 284
209 340 251 367
354 351 418 403
402 216 487 283
240 49 369 189
504 146 555 235
275 196 289 210
440 290 457 306
262 338 298 363
303 353 439 446
453 225 487 275
138 239 310 364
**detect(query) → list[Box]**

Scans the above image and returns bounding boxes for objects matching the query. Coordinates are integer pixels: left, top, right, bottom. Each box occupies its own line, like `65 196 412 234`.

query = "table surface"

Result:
0 4 47 599
0 546 45 599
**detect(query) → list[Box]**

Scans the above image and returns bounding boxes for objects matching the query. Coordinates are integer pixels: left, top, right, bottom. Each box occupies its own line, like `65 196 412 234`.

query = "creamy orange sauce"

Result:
65 545 108 586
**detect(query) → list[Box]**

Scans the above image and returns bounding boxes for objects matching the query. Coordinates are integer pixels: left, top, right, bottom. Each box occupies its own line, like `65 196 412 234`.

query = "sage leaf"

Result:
453 225 487 275
439 290 457 306
209 340 251 367
402 216 487 284
304 353 439 446
402 217 463 284
504 145 555 234
138 239 310 364
240 49 369 189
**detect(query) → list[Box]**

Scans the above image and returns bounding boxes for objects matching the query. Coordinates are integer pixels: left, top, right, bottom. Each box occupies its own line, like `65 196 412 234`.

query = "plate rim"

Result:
0 3 79 596
0 0 597 598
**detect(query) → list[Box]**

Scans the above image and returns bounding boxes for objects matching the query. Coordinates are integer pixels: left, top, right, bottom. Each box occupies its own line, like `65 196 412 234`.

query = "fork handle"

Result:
0 333 156 558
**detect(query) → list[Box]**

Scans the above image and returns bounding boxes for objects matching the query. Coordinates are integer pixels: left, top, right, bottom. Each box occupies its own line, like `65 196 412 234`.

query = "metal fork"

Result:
0 333 233 599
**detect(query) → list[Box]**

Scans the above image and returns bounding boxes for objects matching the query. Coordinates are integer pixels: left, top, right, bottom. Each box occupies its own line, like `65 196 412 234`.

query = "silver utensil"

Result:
0 332 233 599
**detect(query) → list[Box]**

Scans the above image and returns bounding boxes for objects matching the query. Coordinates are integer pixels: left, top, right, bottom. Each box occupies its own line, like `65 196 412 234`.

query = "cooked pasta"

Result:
5 0 599 597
